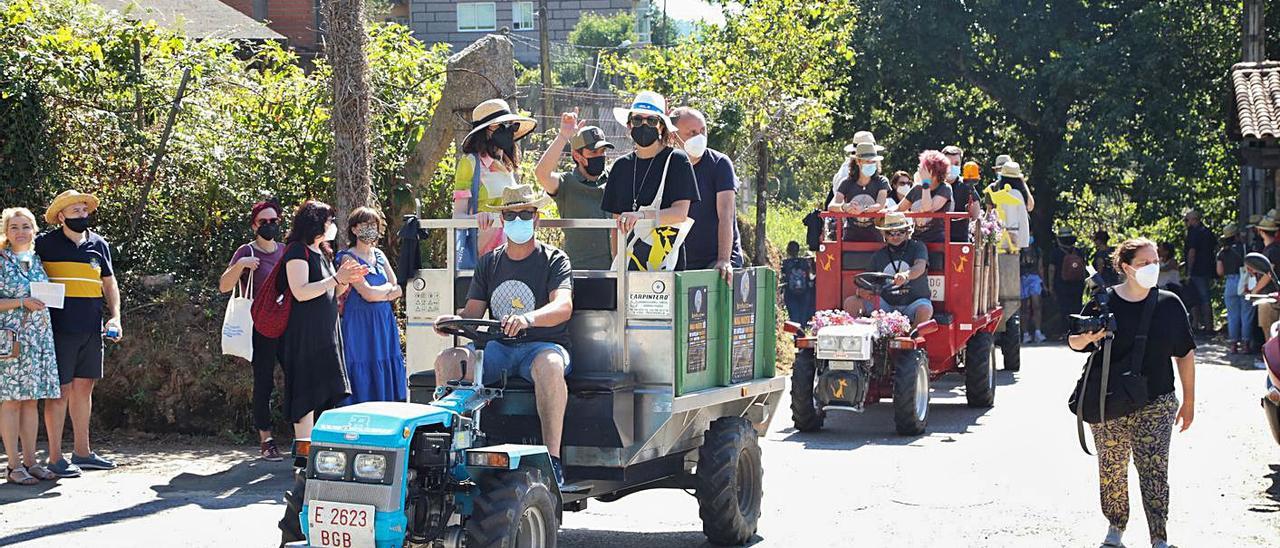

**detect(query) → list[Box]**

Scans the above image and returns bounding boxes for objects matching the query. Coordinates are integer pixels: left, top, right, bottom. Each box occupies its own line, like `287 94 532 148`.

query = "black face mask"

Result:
631 125 660 148
64 217 90 234
491 125 516 158
256 222 280 241
583 155 606 178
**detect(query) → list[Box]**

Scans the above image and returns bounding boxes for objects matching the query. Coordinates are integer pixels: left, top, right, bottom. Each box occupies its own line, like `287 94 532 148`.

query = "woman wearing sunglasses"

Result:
454 99 538 266
601 91 700 271
218 200 287 462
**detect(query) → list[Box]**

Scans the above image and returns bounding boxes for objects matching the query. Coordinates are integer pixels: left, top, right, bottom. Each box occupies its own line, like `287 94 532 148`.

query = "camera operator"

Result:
1067 238 1196 548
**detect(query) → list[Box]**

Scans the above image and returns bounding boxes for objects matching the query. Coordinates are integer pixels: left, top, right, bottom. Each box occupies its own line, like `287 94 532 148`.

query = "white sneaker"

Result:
1034 330 1047 343
1023 333 1033 344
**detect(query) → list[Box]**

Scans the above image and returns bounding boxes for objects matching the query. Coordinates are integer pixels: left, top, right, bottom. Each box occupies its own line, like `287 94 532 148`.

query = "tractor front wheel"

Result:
892 350 929 436
965 331 996 408
790 348 825 432
467 467 560 548
697 417 763 546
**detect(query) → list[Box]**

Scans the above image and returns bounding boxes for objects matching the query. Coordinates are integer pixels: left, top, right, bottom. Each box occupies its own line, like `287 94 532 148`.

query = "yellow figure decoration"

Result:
985 184 1022 252
833 378 848 400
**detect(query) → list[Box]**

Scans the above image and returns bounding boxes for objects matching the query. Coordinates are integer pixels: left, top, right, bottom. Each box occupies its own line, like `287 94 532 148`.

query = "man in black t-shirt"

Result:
844 213 934 326
1183 209 1216 332
433 185 574 486
1048 228 1088 339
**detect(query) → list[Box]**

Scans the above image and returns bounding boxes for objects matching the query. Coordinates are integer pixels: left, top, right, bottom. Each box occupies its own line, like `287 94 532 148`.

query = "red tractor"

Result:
789 211 1006 435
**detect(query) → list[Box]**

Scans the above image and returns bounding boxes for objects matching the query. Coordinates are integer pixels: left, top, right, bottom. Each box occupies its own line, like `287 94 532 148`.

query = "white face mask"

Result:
323 222 338 242
1131 263 1159 289
683 134 707 158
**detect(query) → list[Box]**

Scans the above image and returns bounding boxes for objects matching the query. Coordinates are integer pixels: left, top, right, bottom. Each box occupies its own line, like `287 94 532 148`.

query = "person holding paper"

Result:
36 190 121 477
0 207 61 485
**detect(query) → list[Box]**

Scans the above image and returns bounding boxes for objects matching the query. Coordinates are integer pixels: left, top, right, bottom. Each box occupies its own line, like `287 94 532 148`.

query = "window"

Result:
512 2 535 31
457 2 497 32
634 0 652 43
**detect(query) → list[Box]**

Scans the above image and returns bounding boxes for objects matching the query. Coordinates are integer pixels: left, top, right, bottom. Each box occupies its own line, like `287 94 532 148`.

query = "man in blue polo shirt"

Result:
35 190 122 477
671 106 744 282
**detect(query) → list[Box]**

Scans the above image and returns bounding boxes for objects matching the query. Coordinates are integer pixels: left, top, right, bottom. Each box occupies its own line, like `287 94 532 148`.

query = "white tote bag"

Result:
221 257 255 361
616 151 695 272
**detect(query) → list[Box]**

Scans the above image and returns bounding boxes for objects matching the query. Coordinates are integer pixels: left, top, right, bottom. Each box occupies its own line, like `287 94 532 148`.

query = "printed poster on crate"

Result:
687 286 708 373
731 270 757 383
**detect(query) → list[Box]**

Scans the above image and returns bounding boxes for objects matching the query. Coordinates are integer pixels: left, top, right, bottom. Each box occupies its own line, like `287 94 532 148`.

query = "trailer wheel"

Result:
278 468 306 547
697 417 762 546
468 467 560 548
965 331 996 408
1000 314 1022 372
789 348 825 432
893 350 929 436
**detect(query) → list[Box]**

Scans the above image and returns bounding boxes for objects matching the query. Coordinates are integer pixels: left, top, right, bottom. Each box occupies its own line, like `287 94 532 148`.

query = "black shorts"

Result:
53 331 104 385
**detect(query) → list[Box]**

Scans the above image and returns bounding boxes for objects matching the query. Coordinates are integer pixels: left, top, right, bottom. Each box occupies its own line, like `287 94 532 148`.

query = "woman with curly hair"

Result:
277 200 366 440
896 150 954 243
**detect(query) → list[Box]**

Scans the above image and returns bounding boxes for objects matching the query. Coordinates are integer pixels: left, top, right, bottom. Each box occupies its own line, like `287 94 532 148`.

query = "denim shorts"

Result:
864 297 933 320
480 341 571 384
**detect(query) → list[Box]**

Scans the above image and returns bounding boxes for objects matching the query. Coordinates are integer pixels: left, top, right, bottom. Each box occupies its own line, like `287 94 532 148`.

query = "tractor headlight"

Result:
815 324 875 361
840 336 859 352
817 337 837 351
314 450 347 479
353 453 387 481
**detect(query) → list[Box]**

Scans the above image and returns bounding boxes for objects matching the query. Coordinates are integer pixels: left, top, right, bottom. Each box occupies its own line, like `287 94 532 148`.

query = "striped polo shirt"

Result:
35 229 114 334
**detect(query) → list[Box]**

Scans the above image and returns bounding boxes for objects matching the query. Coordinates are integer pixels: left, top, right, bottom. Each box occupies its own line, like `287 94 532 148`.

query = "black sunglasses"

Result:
628 116 662 128
501 210 536 221
885 229 909 237
257 218 279 224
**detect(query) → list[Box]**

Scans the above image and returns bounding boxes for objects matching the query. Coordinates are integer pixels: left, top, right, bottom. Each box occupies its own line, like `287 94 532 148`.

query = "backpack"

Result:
252 243 305 339
784 258 811 294
1061 247 1086 282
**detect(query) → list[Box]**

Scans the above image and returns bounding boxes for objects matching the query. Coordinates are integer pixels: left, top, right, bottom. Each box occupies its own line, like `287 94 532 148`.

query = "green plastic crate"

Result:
727 267 777 385
674 270 728 396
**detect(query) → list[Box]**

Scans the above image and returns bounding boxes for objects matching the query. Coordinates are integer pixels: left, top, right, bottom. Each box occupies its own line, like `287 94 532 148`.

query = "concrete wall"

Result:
408 0 636 65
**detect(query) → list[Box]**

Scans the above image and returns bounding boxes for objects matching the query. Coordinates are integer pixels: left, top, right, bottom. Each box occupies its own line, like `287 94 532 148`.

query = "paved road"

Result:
1 342 1277 547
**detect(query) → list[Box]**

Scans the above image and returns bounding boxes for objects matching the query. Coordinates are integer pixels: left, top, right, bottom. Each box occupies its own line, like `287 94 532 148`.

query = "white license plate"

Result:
308 501 375 548
829 360 858 371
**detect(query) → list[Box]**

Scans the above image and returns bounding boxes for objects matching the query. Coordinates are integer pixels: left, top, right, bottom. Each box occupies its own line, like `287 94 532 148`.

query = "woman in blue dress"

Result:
0 208 61 484
336 207 406 404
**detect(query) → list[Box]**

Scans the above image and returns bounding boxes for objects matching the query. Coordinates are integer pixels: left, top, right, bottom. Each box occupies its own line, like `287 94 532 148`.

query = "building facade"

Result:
407 0 646 65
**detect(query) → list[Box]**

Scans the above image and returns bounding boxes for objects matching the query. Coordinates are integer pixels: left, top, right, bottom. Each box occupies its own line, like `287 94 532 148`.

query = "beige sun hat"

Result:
44 189 100 225
480 184 552 212
844 130 885 154
853 142 883 162
997 161 1024 179
612 90 676 132
877 211 913 232
993 154 1012 170
1258 217 1280 233
462 99 537 148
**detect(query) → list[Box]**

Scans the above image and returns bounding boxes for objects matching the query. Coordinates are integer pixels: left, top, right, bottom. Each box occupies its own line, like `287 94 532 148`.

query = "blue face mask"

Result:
948 165 962 179
505 218 535 244
860 164 877 177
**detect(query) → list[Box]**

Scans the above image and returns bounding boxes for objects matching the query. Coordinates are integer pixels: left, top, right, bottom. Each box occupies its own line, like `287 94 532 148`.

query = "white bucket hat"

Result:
844 130 885 154
612 91 676 132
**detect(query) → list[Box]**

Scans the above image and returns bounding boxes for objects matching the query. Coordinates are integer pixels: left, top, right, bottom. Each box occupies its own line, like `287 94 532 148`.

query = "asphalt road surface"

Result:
1 342 1277 547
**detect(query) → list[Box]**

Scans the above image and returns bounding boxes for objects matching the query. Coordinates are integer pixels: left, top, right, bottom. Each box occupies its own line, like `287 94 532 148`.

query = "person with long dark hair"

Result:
1069 238 1196 548
278 200 365 440
454 99 537 263
218 200 286 461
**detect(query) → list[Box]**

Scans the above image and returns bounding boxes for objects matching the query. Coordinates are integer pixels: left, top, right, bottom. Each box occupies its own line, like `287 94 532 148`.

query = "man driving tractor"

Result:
432 184 574 486
843 211 934 326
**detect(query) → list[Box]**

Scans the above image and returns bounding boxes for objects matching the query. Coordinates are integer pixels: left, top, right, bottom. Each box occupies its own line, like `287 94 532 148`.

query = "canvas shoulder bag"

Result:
618 150 696 272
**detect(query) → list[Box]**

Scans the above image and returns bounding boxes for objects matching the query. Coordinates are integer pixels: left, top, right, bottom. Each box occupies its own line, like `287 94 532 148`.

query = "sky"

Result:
657 0 729 26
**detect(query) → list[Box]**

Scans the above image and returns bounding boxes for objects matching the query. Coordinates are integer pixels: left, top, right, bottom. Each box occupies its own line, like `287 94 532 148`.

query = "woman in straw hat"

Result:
828 142 890 243
453 98 538 265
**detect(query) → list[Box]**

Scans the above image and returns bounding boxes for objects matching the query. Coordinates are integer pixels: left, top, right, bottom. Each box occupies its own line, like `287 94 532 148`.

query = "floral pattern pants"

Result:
1090 392 1179 542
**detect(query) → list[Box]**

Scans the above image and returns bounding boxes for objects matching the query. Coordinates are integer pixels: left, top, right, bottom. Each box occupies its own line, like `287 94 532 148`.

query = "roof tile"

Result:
1233 61 1280 141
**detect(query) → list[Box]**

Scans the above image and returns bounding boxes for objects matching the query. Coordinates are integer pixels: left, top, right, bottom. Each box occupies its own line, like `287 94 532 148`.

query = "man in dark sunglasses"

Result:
843 212 934 326
432 184 575 486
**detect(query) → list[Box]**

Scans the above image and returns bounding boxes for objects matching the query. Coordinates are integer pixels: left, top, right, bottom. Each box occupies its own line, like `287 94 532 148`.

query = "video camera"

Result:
1067 270 1117 336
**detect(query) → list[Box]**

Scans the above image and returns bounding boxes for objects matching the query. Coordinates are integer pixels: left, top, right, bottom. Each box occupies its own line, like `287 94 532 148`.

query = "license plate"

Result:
308 501 375 548
829 360 858 371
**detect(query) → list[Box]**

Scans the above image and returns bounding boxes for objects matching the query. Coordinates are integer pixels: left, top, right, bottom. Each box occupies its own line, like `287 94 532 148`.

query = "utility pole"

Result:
1242 0 1268 222
1244 0 1265 63
538 0 552 118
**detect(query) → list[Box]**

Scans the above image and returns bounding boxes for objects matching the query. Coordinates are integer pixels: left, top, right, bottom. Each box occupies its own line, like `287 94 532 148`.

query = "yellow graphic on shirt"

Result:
510 296 526 311
629 225 682 271
492 280 535 320
42 261 103 298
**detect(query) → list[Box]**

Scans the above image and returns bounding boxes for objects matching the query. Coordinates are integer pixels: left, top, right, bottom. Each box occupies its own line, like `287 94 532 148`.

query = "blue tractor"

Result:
279 218 785 547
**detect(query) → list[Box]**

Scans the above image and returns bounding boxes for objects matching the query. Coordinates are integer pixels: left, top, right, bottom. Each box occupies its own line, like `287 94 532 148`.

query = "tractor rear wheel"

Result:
278 468 306 547
697 417 763 546
965 331 996 408
467 467 560 548
892 350 929 436
1000 314 1022 372
790 348 825 432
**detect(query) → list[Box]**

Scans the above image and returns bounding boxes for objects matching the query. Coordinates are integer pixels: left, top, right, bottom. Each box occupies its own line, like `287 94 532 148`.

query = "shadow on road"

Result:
560 529 762 548
1252 464 1280 514
0 478 62 505
776 374 997 451
0 458 290 546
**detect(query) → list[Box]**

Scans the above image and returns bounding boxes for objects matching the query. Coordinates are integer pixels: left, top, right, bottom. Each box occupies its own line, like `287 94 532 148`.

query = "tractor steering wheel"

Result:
854 271 910 297
435 318 522 346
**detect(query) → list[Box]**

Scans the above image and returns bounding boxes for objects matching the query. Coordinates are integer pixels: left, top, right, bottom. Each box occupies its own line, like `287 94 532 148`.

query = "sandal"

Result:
26 463 56 481
5 466 38 486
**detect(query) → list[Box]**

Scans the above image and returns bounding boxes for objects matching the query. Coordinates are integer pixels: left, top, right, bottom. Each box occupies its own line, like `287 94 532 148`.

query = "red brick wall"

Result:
218 0 319 51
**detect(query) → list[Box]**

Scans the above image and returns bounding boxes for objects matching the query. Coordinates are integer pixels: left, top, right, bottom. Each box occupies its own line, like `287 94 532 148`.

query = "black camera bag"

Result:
1066 288 1157 454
